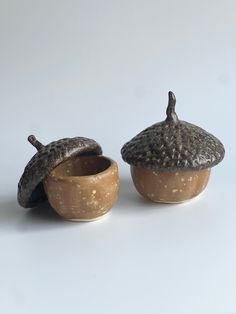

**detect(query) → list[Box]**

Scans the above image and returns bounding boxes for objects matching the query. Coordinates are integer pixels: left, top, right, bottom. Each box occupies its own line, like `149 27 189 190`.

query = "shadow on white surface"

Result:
0 177 216 234
0 197 78 234
0 178 171 235
116 176 172 212
24 201 63 222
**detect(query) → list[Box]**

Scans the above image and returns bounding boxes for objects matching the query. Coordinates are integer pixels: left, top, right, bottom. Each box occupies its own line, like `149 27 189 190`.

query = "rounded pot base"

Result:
65 212 109 222
131 166 211 204
144 190 204 204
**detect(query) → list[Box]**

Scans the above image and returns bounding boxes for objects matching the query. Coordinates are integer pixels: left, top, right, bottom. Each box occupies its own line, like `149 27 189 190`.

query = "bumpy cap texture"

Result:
18 136 102 208
121 92 225 172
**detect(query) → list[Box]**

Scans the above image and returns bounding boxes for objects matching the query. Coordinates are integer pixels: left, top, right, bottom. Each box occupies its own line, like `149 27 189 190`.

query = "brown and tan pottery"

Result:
43 155 119 221
18 135 119 221
121 91 225 203
131 167 210 203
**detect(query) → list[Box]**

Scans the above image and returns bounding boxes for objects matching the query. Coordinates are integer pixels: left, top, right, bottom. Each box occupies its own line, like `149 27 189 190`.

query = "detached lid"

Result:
18 135 102 208
121 91 225 172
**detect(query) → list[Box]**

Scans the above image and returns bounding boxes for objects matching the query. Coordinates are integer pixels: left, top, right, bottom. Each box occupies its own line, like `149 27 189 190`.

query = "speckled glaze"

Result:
43 155 119 221
131 166 211 203
18 135 102 208
121 91 225 203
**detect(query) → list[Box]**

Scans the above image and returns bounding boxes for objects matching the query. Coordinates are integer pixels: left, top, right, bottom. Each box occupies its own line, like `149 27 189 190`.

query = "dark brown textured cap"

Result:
18 135 102 208
121 91 225 172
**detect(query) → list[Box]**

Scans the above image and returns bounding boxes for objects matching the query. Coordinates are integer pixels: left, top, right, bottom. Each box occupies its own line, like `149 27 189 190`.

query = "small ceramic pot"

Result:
121 91 225 204
131 166 211 203
43 155 119 221
18 135 120 222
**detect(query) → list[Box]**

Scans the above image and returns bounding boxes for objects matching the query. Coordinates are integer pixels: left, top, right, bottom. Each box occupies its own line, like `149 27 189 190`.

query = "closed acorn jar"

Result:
18 135 119 221
121 91 225 203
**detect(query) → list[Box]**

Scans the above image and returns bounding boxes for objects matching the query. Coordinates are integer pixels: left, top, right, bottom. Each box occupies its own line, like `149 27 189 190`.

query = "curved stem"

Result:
28 135 44 151
166 91 179 123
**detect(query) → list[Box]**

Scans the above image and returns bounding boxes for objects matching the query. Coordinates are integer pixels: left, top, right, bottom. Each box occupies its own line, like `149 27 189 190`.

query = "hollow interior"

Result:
51 155 111 177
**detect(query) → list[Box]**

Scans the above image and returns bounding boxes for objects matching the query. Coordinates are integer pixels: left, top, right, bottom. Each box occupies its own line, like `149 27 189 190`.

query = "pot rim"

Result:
45 155 118 182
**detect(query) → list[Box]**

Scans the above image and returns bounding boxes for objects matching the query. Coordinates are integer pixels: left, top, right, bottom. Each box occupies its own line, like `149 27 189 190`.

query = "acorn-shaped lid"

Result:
121 91 225 172
18 135 102 208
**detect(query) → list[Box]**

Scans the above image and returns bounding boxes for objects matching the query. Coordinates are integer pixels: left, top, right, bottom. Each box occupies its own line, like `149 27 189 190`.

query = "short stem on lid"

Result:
28 135 44 151
166 91 179 123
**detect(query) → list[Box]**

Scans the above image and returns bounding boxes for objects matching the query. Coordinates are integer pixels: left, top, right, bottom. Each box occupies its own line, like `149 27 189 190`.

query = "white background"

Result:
0 1 236 313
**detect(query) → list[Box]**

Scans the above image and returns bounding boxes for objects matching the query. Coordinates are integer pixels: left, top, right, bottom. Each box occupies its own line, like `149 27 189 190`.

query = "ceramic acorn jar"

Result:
121 91 225 203
18 135 119 221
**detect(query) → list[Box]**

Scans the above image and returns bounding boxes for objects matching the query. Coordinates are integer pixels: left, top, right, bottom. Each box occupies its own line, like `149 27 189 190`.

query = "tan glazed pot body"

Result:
44 155 119 221
131 166 211 203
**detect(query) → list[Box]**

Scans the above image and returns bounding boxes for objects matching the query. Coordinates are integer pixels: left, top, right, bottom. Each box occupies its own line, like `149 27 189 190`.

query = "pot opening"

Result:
51 155 111 177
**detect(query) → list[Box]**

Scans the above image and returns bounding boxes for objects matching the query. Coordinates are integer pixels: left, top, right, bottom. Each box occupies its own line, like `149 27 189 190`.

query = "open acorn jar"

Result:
18 136 119 221
121 91 225 203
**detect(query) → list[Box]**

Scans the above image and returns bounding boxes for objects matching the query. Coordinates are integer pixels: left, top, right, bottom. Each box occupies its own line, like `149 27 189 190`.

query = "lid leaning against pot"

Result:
121 91 225 172
18 135 102 208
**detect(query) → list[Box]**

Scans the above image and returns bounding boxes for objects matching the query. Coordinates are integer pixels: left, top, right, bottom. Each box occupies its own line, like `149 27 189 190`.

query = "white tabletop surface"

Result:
0 1 236 313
